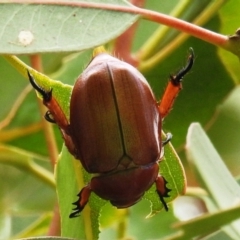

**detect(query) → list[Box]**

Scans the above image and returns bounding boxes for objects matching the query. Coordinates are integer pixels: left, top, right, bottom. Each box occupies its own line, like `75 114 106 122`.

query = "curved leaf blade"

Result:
186 123 240 239
0 1 138 54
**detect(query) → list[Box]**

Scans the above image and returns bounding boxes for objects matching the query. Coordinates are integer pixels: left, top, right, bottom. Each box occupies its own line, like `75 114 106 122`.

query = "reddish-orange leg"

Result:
159 48 194 118
155 48 194 210
27 71 77 158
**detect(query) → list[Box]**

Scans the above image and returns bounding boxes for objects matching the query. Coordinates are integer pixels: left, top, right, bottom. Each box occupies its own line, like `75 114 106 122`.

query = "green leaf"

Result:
56 147 88 240
186 123 240 239
0 0 138 54
169 204 240 240
207 86 240 175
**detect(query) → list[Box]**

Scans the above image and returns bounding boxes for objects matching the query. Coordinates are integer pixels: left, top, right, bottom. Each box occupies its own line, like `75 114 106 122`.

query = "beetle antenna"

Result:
27 70 52 102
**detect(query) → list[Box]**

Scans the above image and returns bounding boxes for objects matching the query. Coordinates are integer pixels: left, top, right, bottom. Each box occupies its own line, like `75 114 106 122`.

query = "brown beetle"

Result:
28 48 194 218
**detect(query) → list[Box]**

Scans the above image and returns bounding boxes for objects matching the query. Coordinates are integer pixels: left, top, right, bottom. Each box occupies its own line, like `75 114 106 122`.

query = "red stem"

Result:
30 54 61 236
113 22 139 66
48 203 61 236
113 0 144 66
30 55 59 168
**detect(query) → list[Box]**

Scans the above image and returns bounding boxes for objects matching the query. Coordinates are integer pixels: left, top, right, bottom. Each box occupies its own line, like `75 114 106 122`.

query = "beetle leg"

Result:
28 71 78 157
27 71 69 131
44 110 56 123
159 48 194 119
155 176 171 211
69 185 92 218
162 132 172 146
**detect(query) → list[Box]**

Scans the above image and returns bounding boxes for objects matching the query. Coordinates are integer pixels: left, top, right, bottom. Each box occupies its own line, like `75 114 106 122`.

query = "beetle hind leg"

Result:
69 185 92 218
155 176 171 211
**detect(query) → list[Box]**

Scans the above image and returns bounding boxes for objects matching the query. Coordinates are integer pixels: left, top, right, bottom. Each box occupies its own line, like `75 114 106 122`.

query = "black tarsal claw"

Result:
69 196 84 218
158 194 169 211
162 133 172 146
165 186 171 197
171 47 195 85
72 201 79 207
72 206 79 210
157 178 172 211
27 70 52 102
69 205 83 218
69 210 81 218
44 111 56 123
161 179 171 198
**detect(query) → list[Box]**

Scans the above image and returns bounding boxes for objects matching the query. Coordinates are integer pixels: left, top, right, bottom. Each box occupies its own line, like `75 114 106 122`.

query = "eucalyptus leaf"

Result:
56 145 107 240
0 0 138 54
186 123 240 239
168 204 240 240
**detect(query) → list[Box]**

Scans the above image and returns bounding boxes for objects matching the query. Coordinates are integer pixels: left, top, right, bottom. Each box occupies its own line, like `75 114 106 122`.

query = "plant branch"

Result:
48 204 61 236
0 84 32 130
113 22 139 67
30 54 61 236
138 0 228 72
0 144 55 187
113 0 145 66
0 123 42 142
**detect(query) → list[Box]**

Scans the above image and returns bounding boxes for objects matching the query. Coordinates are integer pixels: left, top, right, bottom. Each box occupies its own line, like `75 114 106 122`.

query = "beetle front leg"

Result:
27 71 69 130
69 185 92 218
155 175 171 211
27 71 77 157
159 48 194 119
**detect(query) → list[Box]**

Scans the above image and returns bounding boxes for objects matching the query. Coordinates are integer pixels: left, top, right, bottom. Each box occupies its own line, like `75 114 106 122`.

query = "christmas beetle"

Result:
28 48 194 218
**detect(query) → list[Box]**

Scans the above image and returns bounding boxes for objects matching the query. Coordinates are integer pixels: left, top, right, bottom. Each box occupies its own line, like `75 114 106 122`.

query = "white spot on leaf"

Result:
18 30 34 46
